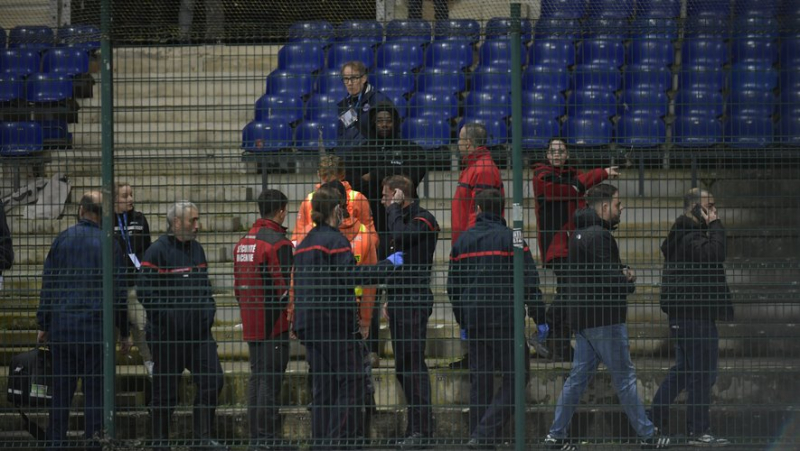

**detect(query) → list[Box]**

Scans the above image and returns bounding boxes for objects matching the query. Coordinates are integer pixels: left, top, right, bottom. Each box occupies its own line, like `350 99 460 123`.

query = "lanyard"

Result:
116 213 134 255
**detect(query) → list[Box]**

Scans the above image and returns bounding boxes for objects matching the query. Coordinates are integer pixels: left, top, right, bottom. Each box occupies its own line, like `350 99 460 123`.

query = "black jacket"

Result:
113 209 151 285
659 215 734 321
293 223 395 341
385 201 439 306
138 235 216 339
563 208 635 331
447 212 545 337
337 83 391 153
0 201 12 275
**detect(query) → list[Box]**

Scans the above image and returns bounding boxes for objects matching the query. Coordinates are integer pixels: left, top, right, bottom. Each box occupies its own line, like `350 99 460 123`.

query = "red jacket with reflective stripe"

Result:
451 148 504 244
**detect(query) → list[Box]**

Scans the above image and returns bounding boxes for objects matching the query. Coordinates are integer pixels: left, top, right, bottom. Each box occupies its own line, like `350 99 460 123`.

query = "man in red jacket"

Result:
234 189 297 451
532 138 618 361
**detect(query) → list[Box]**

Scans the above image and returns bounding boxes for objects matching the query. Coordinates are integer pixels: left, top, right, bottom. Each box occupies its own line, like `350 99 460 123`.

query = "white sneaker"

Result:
688 433 729 447
144 360 154 378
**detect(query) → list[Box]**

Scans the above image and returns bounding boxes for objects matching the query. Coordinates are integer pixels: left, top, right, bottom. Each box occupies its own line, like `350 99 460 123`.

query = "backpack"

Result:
6 347 51 440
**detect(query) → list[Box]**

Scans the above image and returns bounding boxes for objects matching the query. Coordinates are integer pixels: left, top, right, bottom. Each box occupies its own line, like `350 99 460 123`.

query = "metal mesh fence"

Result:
1 0 800 450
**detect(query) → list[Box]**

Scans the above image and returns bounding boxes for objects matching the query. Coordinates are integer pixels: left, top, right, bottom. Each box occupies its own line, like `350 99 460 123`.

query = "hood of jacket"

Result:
574 207 613 231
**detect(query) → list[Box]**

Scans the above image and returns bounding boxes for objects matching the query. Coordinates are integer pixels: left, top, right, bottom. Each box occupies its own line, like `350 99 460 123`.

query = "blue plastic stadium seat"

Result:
327 43 375 71
628 40 674 69
523 65 569 92
567 89 617 119
25 73 72 102
679 66 725 91
725 115 773 148
732 18 778 66
485 17 533 42
464 91 511 119
0 50 41 78
624 66 672 90
588 0 634 19
41 48 90 76
729 64 778 91
676 89 724 117
780 37 800 70
294 119 339 151
571 66 621 91
521 116 560 150
479 39 526 69
618 88 668 116
335 20 383 47
8 26 53 51
368 69 415 97
385 19 431 46
254 94 303 123
682 39 727 68
416 68 467 95
540 0 586 19
584 19 628 40
266 70 314 99
777 108 800 146
685 16 729 38
385 92 408 118
57 25 100 51
472 66 511 93
424 41 473 71
376 42 424 72
287 21 333 44
617 113 666 147
780 69 800 94
728 90 774 117
635 0 680 18
0 75 24 102
674 90 723 147
522 90 565 118
401 116 452 149
576 39 625 69
735 0 778 17
434 19 481 43
687 0 730 17
630 18 677 40
408 92 458 120
242 119 293 152
315 69 348 100
0 121 44 156
528 38 575 68
304 93 340 121
278 43 325 74
458 116 508 146
535 19 581 40
563 114 613 146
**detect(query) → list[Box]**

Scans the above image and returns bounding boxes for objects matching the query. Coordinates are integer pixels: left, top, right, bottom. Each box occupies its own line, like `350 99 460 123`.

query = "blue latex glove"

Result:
460 329 468 340
386 252 404 266
537 324 550 342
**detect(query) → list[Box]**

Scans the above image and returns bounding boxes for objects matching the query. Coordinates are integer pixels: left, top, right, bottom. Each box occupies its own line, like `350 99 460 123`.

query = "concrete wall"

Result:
0 0 51 30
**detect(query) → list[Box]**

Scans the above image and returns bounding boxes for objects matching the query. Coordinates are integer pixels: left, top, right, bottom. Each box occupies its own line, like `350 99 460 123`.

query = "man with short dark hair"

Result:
337 60 391 153
37 191 132 450
650 188 733 447
544 184 670 450
448 188 546 450
234 190 297 451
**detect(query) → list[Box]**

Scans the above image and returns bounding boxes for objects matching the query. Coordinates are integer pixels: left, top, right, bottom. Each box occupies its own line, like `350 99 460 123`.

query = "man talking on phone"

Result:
649 188 733 447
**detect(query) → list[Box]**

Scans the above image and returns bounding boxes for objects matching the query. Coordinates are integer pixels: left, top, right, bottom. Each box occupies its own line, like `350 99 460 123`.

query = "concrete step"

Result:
111 46 280 75
80 104 254 125
71 123 246 148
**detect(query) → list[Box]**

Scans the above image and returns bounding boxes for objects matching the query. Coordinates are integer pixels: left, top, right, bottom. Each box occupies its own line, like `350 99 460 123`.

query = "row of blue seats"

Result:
0 121 71 156
0 73 79 103
0 25 100 52
1 48 92 79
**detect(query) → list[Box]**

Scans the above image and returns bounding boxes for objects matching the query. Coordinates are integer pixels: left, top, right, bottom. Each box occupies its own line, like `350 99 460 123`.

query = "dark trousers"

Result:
407 0 449 21
47 342 104 451
149 331 225 448
304 339 371 450
247 333 291 444
651 319 720 435
546 259 574 357
468 334 529 442
388 304 433 437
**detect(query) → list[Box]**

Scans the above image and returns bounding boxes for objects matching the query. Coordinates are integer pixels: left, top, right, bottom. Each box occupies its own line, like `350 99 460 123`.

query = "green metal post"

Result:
100 0 116 439
510 4 526 450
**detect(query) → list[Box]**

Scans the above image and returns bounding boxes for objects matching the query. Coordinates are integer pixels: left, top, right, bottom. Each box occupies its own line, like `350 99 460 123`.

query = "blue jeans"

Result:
650 319 719 435
549 323 655 439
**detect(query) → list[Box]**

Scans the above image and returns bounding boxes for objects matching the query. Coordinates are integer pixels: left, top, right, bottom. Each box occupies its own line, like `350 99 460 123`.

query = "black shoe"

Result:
448 354 469 370
543 434 577 450
398 433 429 450
466 438 496 450
640 434 671 449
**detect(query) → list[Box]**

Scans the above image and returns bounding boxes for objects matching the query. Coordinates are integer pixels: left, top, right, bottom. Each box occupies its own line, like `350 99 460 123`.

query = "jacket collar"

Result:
254 217 287 233
476 211 506 226
462 147 492 167
574 207 613 231
78 218 101 228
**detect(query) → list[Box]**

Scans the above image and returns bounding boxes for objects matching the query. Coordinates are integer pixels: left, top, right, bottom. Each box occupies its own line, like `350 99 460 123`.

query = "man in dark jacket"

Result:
0 199 12 290
650 188 733 447
233 189 296 451
36 191 131 450
448 189 546 450
337 60 391 153
544 184 670 450
381 175 439 449
139 201 227 451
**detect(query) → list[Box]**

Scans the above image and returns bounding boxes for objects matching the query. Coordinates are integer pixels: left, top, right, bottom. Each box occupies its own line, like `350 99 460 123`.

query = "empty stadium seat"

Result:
408 92 458 120
523 65 570 92
416 68 467 95
458 116 508 146
732 37 777 67
584 19 628 40
567 89 617 119
472 67 512 93
685 16 729 38
433 19 481 43
780 37 800 69
635 0 680 18
618 88 668 116
535 19 581 39
520 116 560 150
563 114 613 146
376 42 424 72
0 121 43 156
294 119 338 151
576 39 625 69
56 25 101 51
8 26 53 51
242 119 293 152
725 114 773 148
304 93 341 121
266 70 314 99
687 0 730 17
335 20 383 46
368 69 415 97
327 43 375 71
385 92 408 118
464 91 511 119
540 0 585 19
777 111 800 146
679 66 725 91
485 17 533 42
0 75 23 102
588 0 634 19
730 64 778 91
278 43 325 73
734 0 778 17
682 39 728 67
624 66 672 90
315 69 348 100
287 21 333 44
630 18 677 40
528 39 575 68
617 114 666 147
0 50 41 78
676 89 724 118
479 39 526 69
401 116 451 149
628 40 674 69
385 19 431 46
522 90 565 118
571 66 622 91
780 69 800 93
25 73 72 102
674 90 723 147
424 41 473 71
728 89 775 117
254 94 303 123
41 48 90 76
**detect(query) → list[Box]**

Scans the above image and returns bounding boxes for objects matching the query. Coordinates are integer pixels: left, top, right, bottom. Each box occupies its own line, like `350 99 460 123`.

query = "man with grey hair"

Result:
139 201 227 451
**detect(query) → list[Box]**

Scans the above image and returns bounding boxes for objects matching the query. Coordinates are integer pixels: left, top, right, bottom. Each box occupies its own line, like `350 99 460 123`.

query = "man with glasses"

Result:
337 60 391 153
